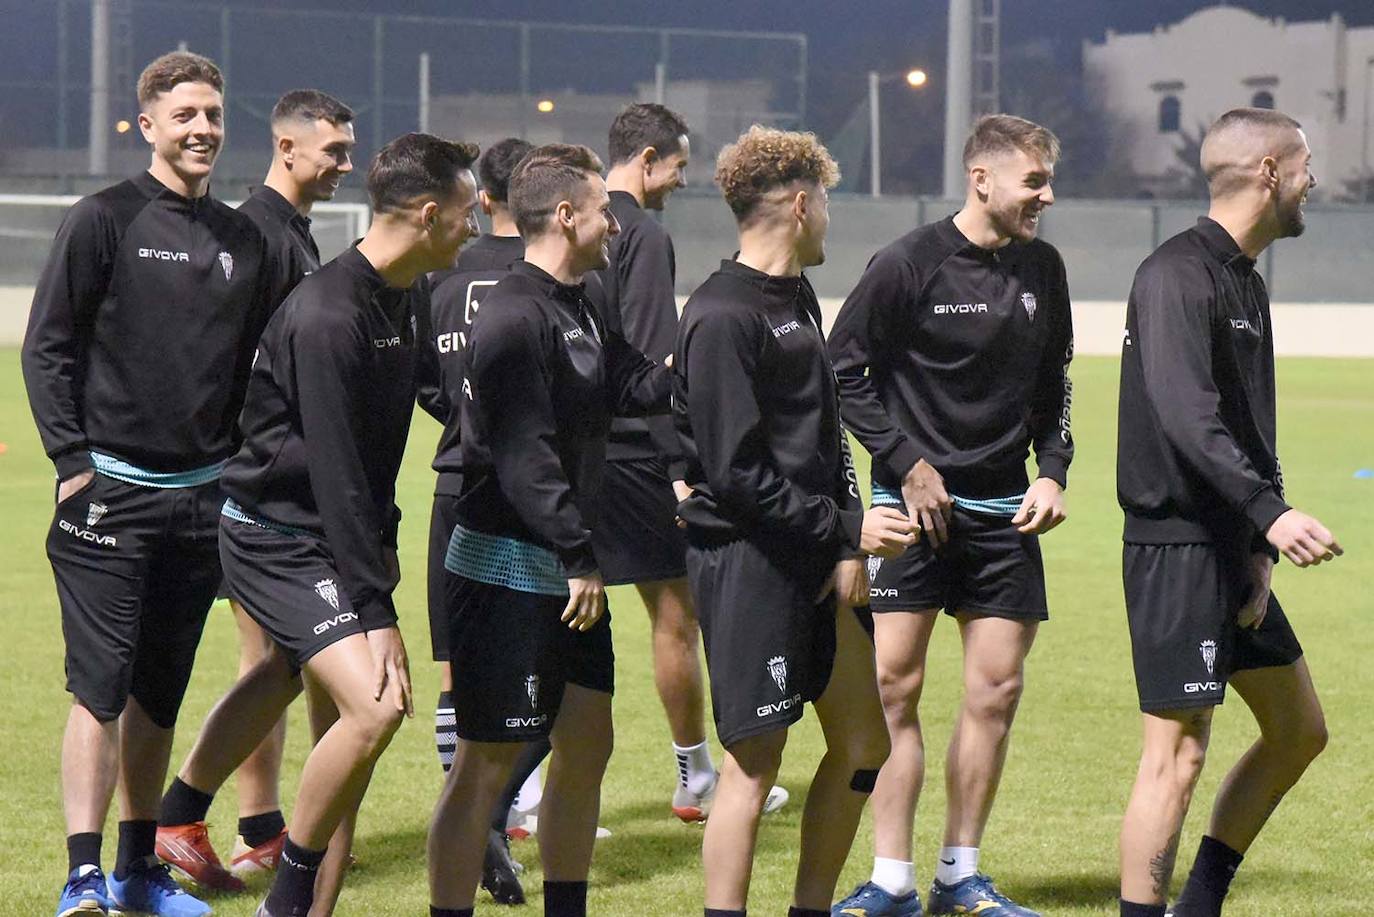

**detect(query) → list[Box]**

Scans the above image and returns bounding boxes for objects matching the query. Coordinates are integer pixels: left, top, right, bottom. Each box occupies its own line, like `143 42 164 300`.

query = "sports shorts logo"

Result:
86 501 108 527
312 611 357 635
867 555 882 581
58 518 116 546
772 319 801 338
138 247 189 262
1199 639 1217 676
767 655 788 694
218 251 234 281
314 578 340 611
932 302 988 315
525 674 540 711
1021 291 1038 321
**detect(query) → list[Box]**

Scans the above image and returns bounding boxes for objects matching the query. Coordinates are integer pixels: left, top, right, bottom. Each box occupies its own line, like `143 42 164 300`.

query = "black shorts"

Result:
46 473 222 728
591 458 687 586
428 493 461 662
445 576 615 742
687 537 836 748
219 514 366 672
1123 541 1303 713
867 505 1047 620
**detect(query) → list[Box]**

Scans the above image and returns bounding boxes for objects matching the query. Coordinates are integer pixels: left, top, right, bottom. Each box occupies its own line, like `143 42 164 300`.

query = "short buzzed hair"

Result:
1202 107 1304 195
270 89 353 132
714 125 840 224
608 103 690 164
962 114 1060 168
366 133 479 215
508 144 604 238
137 52 223 108
479 138 535 203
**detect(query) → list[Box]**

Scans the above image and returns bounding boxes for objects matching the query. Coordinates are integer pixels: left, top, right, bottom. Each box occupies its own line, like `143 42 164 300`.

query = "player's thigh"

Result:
814 604 888 759
1228 655 1325 747
953 612 1039 686
548 681 613 767
870 607 941 691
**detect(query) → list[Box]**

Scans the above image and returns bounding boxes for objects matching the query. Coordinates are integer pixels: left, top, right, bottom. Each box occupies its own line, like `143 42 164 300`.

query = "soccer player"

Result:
675 125 914 917
1116 108 1341 917
827 114 1074 917
424 136 535 905
427 143 670 917
156 87 357 893
23 51 270 917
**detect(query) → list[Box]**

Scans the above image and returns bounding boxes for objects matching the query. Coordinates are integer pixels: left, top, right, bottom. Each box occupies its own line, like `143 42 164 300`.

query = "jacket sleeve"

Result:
1028 253 1075 487
615 225 682 460
1133 259 1289 533
685 307 857 552
21 197 117 479
293 307 399 630
471 306 598 576
827 249 925 483
413 283 448 424
601 321 672 417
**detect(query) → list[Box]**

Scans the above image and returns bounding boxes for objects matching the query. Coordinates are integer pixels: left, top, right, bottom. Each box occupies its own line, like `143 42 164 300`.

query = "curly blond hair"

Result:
714 125 840 222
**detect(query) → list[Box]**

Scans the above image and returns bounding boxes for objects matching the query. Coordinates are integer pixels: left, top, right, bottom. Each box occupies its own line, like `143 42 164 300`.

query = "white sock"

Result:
512 761 543 815
871 857 916 896
673 740 716 796
935 846 979 885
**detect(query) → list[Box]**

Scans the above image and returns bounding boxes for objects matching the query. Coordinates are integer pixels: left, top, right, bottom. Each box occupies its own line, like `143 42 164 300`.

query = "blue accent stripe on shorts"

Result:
444 522 569 597
91 451 225 488
221 498 313 537
871 483 1025 519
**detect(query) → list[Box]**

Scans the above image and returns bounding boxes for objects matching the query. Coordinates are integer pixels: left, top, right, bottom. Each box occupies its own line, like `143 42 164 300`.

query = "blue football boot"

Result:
107 858 212 916
56 864 110 916
928 873 1039 916
833 880 924 916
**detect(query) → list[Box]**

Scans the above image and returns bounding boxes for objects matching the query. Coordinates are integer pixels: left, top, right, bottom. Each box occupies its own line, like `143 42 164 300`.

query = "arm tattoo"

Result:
1150 829 1182 899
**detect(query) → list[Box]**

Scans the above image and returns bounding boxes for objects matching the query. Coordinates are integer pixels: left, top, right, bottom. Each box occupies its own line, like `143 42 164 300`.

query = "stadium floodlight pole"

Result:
1362 55 1374 202
89 0 110 176
868 68 928 198
942 0 974 199
419 51 431 132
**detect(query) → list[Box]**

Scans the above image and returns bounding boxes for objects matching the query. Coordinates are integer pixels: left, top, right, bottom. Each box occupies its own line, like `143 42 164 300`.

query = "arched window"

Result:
1159 95 1181 133
1252 90 1275 109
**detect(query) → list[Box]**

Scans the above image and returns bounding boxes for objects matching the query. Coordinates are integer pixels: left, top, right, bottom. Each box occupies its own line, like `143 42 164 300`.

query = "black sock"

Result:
159 777 215 826
1119 901 1166 917
429 909 474 917
789 909 828 917
490 737 552 833
265 836 326 916
1174 835 1244 916
239 810 286 848
66 832 102 873
113 820 157 880
436 690 456 773
544 880 588 917
704 910 746 917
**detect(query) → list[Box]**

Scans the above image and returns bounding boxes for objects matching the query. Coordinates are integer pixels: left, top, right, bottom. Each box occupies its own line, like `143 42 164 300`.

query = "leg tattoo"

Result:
1149 829 1182 899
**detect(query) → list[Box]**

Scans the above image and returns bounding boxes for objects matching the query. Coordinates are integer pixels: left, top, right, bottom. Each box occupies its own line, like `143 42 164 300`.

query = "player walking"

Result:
1116 108 1341 917
828 114 1074 917
676 125 913 917
25 52 271 917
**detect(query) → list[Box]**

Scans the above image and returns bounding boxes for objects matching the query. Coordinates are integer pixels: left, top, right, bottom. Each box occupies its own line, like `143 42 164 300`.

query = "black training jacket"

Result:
827 216 1074 499
237 185 321 308
589 190 681 464
1117 217 1289 548
23 171 272 478
222 246 426 630
673 259 863 558
455 261 671 577
423 233 524 496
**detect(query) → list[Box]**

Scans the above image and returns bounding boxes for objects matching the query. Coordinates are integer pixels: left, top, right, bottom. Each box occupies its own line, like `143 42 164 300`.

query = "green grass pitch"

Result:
1 351 1370 915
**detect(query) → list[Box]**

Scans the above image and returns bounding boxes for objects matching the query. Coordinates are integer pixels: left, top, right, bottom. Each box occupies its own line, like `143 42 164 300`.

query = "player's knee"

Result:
1142 738 1207 791
876 669 924 723
1287 712 1328 766
966 671 1024 720
352 701 404 753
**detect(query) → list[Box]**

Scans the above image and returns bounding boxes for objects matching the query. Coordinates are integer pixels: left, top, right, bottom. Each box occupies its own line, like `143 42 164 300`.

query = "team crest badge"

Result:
218 251 234 281
867 555 882 581
525 674 540 710
1199 640 1217 677
86 502 108 526
767 655 788 694
1021 291 1038 321
314 578 340 611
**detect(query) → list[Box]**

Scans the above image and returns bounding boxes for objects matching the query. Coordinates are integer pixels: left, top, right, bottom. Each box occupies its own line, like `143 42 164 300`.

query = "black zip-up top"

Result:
23 171 271 478
237 185 321 308
423 233 524 496
589 190 682 464
455 261 671 577
673 259 863 558
221 246 426 630
1117 217 1289 548
827 216 1074 499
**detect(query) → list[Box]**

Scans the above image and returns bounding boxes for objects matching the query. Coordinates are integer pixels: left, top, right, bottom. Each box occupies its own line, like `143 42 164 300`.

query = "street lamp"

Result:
1361 56 1374 202
869 68 929 198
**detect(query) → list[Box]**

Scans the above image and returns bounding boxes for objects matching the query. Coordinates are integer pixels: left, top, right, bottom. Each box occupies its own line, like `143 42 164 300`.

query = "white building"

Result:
1084 5 1374 198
